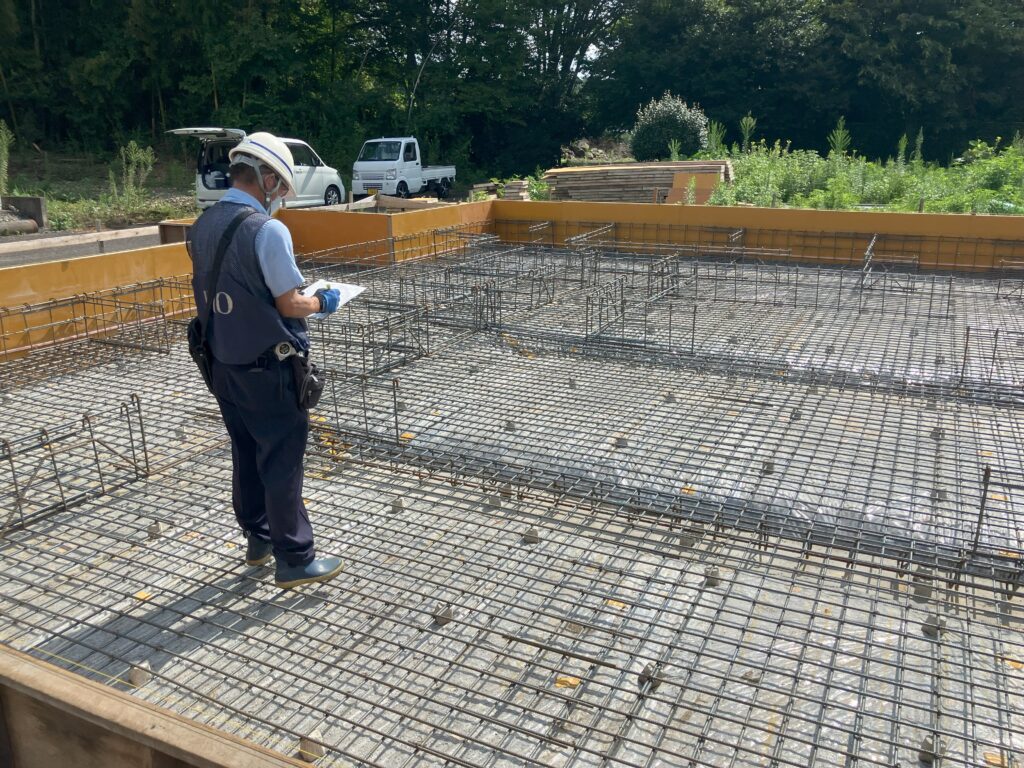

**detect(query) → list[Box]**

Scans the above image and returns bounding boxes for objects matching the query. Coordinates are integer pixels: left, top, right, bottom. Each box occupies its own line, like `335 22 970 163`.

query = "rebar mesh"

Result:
2 234 1023 766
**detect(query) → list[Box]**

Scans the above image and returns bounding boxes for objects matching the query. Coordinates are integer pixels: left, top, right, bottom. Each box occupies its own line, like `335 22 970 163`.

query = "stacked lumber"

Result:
501 179 531 200
543 161 732 204
470 181 499 197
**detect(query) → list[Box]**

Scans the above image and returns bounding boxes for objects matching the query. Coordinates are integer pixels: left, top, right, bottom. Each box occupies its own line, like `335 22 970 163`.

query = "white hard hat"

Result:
229 132 296 199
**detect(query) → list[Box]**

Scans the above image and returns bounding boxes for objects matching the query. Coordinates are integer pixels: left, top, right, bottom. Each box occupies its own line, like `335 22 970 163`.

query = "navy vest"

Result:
188 202 308 365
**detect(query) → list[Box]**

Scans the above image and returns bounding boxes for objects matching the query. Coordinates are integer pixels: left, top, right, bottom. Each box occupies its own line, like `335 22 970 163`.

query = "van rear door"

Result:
167 128 247 208
167 128 247 141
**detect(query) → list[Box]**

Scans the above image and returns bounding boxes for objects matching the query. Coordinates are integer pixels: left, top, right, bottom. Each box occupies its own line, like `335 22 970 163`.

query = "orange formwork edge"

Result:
491 201 1024 271
3 200 1024 310
0 243 190 308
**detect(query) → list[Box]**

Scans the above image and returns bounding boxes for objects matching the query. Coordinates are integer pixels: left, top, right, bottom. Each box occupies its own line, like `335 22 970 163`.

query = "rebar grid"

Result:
2 235 1024 766
1 449 1022 767
494 218 1024 272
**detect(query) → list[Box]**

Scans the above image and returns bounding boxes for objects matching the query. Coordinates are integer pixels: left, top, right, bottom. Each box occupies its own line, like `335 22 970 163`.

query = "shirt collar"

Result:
220 187 267 213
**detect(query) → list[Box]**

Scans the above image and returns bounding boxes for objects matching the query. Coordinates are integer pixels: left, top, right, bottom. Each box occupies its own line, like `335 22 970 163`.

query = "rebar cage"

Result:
1 223 1023 767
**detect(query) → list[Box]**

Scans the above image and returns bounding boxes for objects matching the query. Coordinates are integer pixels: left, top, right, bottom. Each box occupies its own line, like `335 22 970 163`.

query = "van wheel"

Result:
396 181 410 199
324 185 341 206
439 178 451 199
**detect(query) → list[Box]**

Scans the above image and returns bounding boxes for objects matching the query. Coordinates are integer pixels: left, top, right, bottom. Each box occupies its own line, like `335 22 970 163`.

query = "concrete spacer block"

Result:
638 662 661 691
298 729 327 762
922 613 945 639
391 498 404 514
612 435 628 449
912 568 933 601
664 391 676 404
522 526 541 545
505 419 516 433
147 521 163 540
128 660 152 687
432 604 455 627
704 565 722 587
918 735 943 764
568 376 577 390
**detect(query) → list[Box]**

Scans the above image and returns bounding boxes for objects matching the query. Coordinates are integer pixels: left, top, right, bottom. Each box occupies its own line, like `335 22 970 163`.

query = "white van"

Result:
168 127 346 209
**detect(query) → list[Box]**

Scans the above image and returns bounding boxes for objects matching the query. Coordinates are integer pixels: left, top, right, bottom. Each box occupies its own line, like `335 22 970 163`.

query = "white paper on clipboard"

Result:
300 279 366 307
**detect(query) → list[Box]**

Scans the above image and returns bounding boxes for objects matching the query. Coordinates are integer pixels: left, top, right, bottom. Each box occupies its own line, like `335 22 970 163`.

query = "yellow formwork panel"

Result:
0 276 193 361
387 201 493 238
3 198 1022 322
388 201 494 263
0 243 190 308
490 200 1024 270
277 209 391 257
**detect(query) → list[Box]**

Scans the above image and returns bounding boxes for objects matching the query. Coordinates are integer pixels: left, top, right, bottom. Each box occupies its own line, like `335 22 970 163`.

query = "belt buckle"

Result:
273 342 294 361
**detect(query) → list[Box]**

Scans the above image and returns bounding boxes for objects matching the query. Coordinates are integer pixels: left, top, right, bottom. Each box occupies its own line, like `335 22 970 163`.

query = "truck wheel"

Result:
439 178 451 199
396 181 410 199
324 185 341 206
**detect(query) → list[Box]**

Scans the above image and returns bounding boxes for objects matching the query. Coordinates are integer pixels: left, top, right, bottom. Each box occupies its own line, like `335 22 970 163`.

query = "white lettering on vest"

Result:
213 291 234 315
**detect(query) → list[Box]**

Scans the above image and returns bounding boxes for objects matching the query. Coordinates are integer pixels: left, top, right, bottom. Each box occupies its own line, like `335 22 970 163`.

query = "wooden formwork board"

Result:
0 645 303 768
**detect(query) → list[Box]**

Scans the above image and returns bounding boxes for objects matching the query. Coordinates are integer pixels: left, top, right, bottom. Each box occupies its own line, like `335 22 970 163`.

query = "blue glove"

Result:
315 288 341 315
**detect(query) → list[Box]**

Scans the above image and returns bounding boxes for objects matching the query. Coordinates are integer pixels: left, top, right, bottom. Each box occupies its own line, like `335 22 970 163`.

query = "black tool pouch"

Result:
187 317 214 393
291 354 325 410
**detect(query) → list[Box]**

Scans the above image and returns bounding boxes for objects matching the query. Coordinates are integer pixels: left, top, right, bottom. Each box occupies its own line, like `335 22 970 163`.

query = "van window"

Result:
288 143 315 167
403 142 417 162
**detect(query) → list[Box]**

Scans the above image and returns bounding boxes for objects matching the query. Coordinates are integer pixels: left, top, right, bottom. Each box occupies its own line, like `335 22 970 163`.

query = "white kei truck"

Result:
351 137 456 199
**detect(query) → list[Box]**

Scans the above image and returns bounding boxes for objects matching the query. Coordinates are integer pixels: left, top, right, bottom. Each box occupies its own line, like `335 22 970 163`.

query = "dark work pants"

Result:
211 355 315 567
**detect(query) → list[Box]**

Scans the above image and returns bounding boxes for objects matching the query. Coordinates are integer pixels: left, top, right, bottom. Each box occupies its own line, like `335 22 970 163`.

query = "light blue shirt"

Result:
219 188 304 297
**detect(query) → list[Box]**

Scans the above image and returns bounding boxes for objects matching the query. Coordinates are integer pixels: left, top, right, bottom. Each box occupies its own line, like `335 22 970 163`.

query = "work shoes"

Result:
244 537 273 566
275 556 344 589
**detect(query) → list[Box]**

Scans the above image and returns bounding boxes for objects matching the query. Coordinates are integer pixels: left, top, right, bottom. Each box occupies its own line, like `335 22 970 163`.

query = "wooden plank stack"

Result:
501 179 531 200
543 161 733 204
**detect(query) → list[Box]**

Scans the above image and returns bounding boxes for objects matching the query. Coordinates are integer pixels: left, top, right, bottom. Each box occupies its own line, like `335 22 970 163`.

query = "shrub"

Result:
630 93 708 162
707 120 727 156
739 113 757 153
109 140 155 204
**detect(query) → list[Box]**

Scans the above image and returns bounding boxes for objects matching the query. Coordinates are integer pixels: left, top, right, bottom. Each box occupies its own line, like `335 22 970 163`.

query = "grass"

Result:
7 147 198 231
698 135 1024 214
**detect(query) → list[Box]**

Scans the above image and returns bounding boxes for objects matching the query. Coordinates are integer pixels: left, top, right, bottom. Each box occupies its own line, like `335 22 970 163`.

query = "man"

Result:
187 131 344 589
